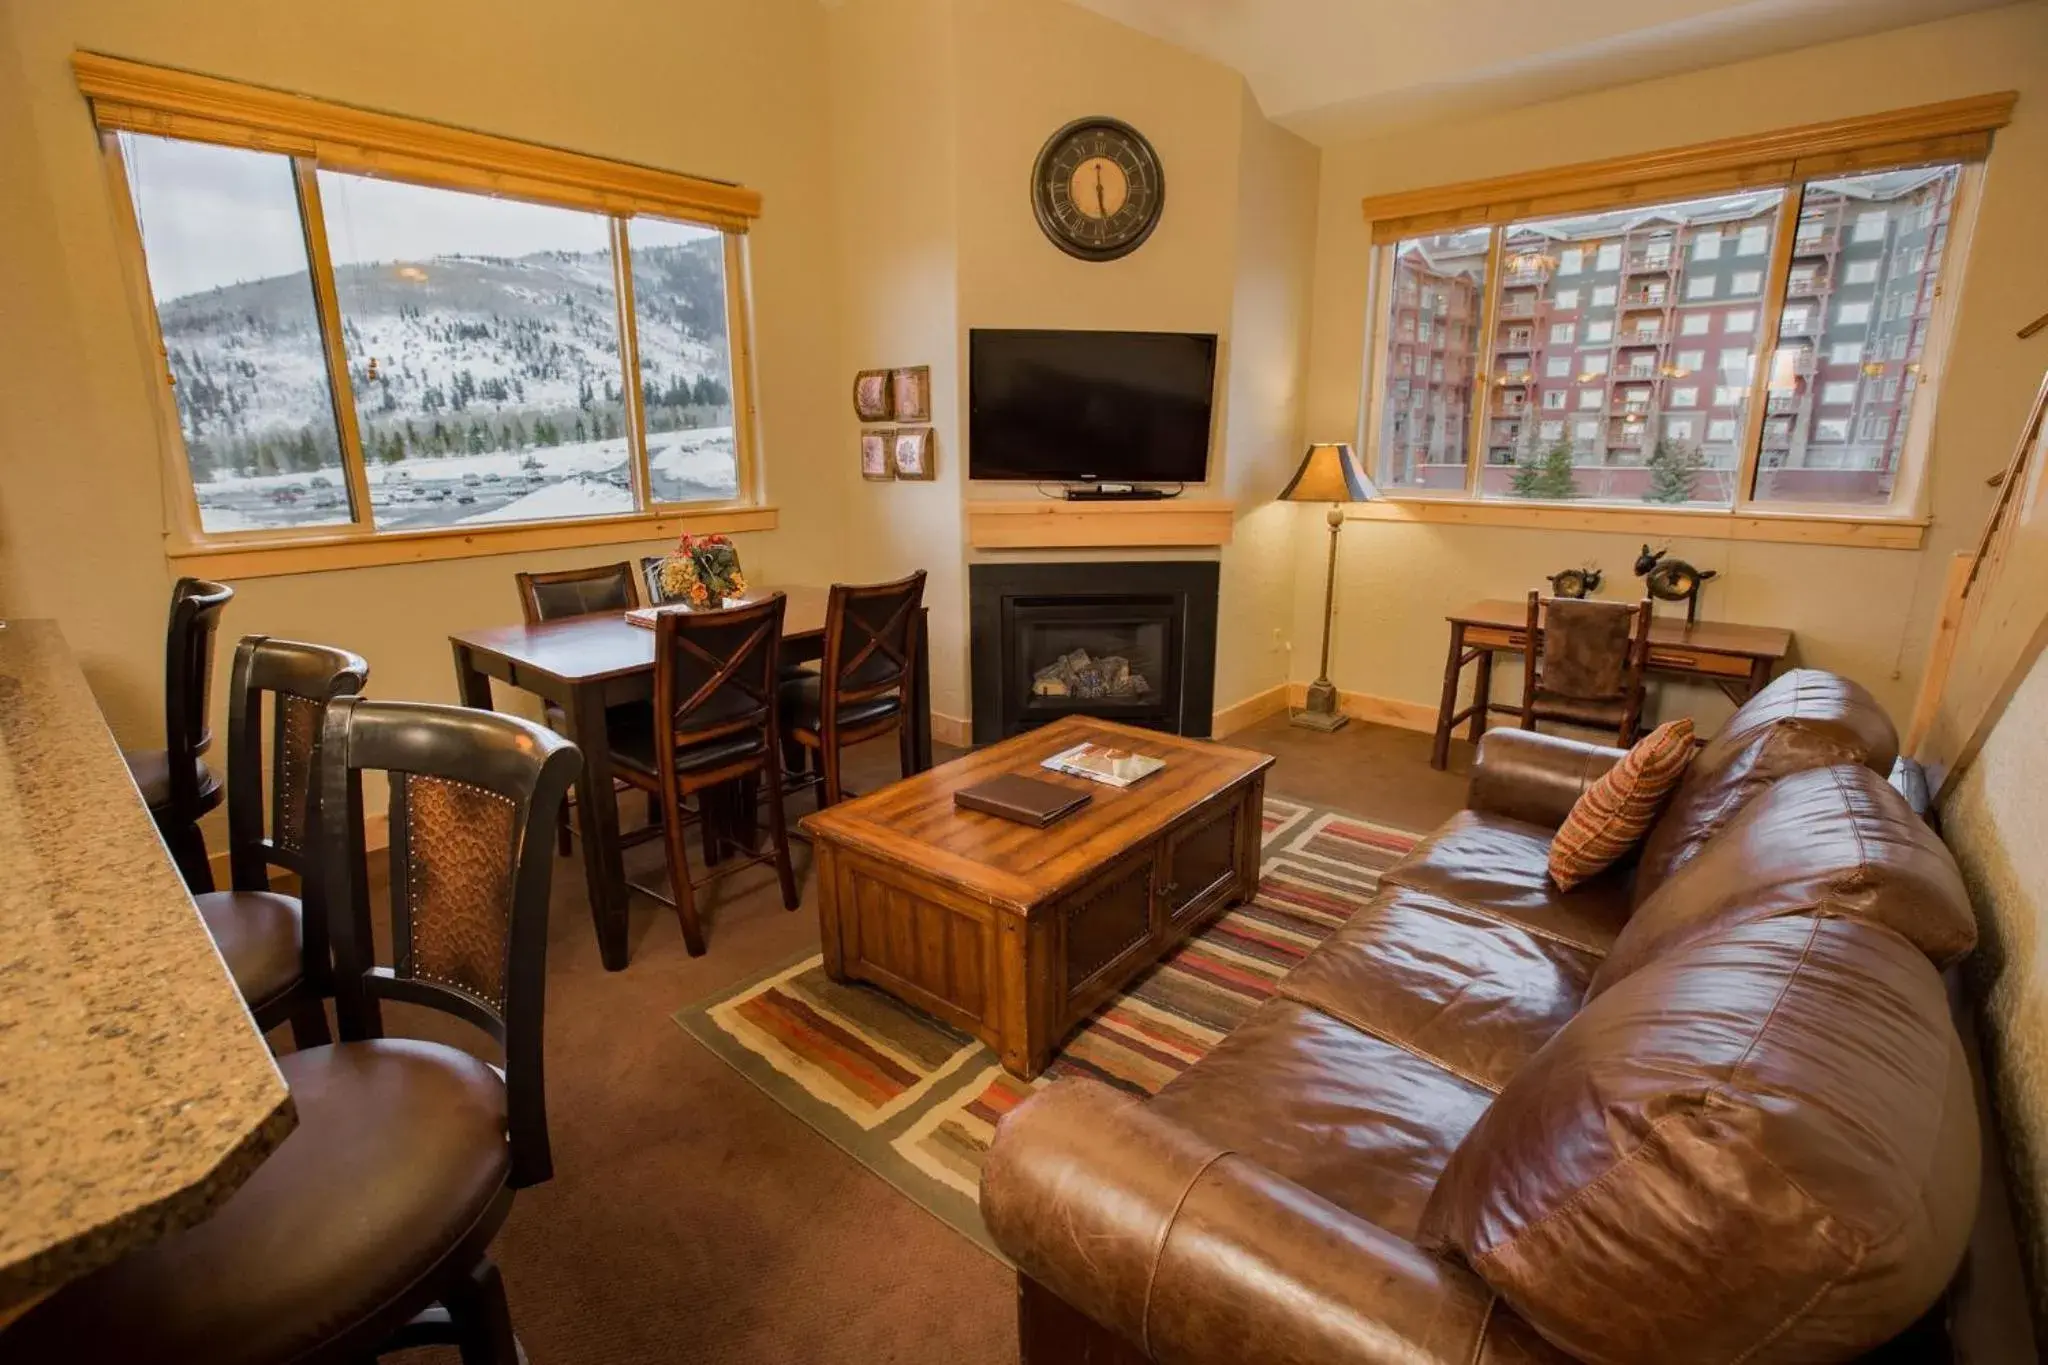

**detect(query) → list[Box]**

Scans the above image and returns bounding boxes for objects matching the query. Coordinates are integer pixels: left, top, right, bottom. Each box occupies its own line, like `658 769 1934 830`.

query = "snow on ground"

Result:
461 476 634 525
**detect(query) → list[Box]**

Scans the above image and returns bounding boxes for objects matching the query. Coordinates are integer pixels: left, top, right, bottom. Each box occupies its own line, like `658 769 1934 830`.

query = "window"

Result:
1360 103 1991 520
1372 231 1488 491
1540 420 1564 440
97 60 763 559
1815 417 1851 441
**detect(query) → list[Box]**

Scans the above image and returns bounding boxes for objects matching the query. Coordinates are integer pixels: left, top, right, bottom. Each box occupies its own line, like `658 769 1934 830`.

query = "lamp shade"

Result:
1278 442 1379 503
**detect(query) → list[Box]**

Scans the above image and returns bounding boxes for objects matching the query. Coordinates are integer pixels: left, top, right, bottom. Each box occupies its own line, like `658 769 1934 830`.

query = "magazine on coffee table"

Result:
1041 742 1165 789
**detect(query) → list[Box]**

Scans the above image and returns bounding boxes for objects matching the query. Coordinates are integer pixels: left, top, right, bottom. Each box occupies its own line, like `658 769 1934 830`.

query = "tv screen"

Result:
969 329 1217 483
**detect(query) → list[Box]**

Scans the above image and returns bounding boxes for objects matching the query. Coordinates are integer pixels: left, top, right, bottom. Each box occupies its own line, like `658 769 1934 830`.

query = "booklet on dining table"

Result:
1040 741 1166 789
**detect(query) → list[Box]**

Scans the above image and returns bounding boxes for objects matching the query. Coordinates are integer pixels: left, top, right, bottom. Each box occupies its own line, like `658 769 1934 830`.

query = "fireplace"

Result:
969 561 1219 743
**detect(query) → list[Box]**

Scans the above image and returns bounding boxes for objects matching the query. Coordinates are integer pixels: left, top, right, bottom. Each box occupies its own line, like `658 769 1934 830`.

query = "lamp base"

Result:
1289 679 1349 732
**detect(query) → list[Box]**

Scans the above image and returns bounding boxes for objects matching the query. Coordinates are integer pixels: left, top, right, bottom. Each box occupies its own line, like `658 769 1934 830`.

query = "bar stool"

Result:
123 577 233 891
193 635 368 1051
780 571 926 809
6 698 580 1365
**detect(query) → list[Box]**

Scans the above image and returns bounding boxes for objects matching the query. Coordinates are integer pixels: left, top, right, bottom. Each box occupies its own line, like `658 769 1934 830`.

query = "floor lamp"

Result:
1280 442 1378 731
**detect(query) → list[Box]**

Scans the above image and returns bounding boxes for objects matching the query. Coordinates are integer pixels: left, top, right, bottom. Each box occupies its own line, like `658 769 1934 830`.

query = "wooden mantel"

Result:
965 499 1235 550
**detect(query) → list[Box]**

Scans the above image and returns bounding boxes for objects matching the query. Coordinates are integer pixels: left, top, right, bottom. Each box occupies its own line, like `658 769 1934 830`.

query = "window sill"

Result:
1347 497 1925 549
163 504 780 580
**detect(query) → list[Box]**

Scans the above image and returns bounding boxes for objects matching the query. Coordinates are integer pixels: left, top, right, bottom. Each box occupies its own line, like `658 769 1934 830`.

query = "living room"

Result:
3 0 2047 1361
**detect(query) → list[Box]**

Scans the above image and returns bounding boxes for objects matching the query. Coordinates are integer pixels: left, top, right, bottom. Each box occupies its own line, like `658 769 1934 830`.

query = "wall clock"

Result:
1030 116 1164 262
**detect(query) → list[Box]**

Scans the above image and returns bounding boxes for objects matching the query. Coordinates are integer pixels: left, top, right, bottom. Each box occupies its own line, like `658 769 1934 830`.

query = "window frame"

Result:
1352 92 2014 547
80 52 770 576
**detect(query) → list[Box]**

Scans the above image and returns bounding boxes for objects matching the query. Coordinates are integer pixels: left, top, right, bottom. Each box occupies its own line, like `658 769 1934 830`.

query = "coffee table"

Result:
800 716 1274 1080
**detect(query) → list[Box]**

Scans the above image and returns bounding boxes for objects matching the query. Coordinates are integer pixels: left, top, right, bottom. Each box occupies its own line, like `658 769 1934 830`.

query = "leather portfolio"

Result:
954 773 1092 827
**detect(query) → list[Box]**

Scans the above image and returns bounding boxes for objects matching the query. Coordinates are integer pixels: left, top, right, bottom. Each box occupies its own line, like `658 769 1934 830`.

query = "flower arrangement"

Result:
658 533 747 608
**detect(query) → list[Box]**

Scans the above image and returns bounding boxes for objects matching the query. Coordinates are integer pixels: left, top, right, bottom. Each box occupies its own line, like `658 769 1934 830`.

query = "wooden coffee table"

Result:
801 716 1274 1080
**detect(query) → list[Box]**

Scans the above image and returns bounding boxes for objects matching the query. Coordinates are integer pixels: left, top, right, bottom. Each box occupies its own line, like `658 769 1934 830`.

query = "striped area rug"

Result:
674 796 1420 1256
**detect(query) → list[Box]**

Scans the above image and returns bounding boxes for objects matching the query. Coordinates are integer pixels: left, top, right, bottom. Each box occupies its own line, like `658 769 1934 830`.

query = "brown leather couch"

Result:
982 669 1983 1365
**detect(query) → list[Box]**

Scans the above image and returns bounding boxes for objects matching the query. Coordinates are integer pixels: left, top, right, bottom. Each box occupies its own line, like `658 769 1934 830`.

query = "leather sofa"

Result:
981 670 1983 1365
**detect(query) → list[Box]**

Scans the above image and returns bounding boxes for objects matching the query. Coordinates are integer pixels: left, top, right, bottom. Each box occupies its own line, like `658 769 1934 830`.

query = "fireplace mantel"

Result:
965 498 1235 550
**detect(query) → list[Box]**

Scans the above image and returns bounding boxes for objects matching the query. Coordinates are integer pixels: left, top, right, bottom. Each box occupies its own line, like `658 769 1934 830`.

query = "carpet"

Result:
673 796 1421 1257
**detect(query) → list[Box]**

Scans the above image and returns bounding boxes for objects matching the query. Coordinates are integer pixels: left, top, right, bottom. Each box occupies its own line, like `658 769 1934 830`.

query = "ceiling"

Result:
1067 0 2018 143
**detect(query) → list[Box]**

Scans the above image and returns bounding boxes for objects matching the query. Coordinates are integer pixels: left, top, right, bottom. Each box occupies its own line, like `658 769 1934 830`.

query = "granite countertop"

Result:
0 620 295 1313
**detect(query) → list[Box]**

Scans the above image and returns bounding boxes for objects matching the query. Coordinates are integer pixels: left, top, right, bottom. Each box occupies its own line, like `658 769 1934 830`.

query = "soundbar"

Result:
1062 484 1173 502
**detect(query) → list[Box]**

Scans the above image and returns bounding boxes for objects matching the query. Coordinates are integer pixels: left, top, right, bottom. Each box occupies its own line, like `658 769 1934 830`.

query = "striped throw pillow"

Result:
1548 719 1696 891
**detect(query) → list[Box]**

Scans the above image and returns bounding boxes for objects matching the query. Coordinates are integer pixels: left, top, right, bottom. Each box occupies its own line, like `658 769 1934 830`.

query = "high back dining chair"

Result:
192 635 369 1050
1520 590 1654 746
609 593 800 956
7 699 579 1365
124 576 234 891
780 570 926 809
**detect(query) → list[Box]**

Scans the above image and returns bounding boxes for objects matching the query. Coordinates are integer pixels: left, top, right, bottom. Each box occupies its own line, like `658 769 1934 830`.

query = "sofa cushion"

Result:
1548 717 1694 890
1419 916 1978 1365
1589 764 1976 998
1632 668 1899 907
1280 887 1598 1093
1380 810 1632 956
1149 998 1493 1240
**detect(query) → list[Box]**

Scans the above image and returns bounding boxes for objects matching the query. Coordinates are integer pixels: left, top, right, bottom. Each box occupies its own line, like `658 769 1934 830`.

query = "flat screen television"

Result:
968 329 1217 483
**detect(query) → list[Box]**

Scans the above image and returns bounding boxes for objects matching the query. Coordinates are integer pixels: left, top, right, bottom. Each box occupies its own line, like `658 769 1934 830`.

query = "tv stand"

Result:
1063 483 1172 502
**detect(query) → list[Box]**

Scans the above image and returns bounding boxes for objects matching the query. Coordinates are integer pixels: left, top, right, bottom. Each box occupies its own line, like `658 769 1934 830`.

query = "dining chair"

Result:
192 635 369 1051
6 699 579 1365
610 593 800 956
123 576 234 892
780 571 926 810
513 560 654 854
1519 589 1654 746
640 554 674 605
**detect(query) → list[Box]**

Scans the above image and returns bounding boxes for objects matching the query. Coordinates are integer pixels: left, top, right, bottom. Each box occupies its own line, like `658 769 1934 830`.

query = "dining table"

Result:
448 585 933 970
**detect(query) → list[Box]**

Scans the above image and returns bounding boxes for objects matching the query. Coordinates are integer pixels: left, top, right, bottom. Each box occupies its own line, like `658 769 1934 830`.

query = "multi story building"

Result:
1377 231 1484 490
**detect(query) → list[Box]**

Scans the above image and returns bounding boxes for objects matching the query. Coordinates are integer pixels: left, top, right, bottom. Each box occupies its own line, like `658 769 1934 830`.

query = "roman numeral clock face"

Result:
1031 117 1163 262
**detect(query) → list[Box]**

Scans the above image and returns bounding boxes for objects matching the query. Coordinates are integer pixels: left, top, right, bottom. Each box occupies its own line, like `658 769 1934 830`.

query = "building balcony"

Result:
1793 229 1839 255
1617 366 1659 382
1608 429 1648 449
1620 330 1665 347
1778 313 1823 337
1497 333 1534 352
1502 267 1551 286
1766 392 1803 413
1495 398 1529 416
1496 297 1539 319
1497 371 1533 386
1622 292 1670 309
1763 426 1793 449
1786 271 1830 296
1624 250 1676 273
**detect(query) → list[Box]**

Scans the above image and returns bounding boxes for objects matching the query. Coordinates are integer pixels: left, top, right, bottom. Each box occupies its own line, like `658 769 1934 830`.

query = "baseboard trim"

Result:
205 811 390 889
931 710 972 750
1212 684 1291 738
1284 683 1439 734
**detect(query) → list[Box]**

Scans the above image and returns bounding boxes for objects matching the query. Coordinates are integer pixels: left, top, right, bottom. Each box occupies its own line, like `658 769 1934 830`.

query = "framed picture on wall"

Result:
892 426 935 480
891 366 931 423
861 430 894 481
853 369 894 422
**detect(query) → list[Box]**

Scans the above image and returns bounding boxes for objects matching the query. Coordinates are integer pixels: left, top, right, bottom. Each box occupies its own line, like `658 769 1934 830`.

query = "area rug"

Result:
673 797 1421 1257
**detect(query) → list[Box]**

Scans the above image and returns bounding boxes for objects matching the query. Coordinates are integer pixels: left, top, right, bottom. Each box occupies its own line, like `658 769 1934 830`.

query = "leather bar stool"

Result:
8 699 580 1365
610 592 800 955
123 576 233 891
193 635 368 1051
779 570 926 809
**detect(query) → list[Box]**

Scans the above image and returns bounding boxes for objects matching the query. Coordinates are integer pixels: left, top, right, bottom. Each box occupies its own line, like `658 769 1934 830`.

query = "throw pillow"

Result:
1547 717 1694 890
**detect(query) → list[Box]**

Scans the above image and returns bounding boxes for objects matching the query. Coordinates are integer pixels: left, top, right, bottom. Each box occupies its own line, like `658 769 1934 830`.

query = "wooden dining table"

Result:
448 586 933 970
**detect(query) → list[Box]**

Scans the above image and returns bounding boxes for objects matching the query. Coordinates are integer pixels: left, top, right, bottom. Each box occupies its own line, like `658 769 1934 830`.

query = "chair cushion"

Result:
1380 810 1633 956
605 705 766 776
1148 998 1494 1240
8 1039 511 1365
1418 916 1977 1365
1279 886 1598 1093
1547 717 1694 891
194 889 303 1010
1632 668 1898 907
1588 764 1977 999
122 747 219 812
1525 689 1630 729
778 671 901 735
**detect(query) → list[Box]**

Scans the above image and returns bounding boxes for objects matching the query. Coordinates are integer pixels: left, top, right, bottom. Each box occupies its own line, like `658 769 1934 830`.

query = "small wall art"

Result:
892 426 935 480
853 369 894 422
860 430 894 481
891 366 931 423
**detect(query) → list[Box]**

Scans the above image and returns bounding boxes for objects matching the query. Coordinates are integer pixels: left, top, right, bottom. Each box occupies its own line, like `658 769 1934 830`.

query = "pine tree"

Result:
1643 437 1705 504
1512 437 1580 500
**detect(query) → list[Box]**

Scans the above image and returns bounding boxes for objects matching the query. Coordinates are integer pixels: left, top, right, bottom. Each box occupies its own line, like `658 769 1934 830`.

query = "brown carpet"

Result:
345 716 1473 1364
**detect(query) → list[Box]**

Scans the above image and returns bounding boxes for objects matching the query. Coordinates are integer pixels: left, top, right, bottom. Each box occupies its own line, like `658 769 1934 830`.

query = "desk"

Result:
0 620 294 1318
448 587 932 970
1430 599 1793 770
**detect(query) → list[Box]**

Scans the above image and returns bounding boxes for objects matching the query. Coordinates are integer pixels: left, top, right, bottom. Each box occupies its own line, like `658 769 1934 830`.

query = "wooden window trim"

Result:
1346 498 1925 550
1358 93 2013 244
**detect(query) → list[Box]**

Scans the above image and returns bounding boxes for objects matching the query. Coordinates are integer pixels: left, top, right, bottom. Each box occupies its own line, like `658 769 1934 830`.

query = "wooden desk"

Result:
1430 599 1793 770
448 587 933 970
0 621 294 1317
802 716 1271 1080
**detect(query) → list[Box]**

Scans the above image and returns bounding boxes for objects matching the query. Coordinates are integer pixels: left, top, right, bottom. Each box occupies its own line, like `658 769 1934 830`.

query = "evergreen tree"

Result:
1512 437 1580 500
1643 437 1706 504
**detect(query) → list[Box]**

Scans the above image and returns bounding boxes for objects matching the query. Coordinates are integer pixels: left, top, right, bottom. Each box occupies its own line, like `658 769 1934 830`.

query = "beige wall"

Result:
1295 1 2048 733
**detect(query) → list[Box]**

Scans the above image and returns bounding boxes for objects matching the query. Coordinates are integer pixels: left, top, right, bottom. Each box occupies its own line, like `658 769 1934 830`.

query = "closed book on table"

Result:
954 774 1092 827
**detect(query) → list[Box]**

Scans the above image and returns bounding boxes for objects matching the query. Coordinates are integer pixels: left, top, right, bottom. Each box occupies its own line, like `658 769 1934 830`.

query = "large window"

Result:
86 55 761 556
1355 96 2004 525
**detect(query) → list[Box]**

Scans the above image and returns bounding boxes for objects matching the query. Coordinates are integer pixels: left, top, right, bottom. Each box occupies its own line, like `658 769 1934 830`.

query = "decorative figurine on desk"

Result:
1546 565 1603 599
1634 545 1717 623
